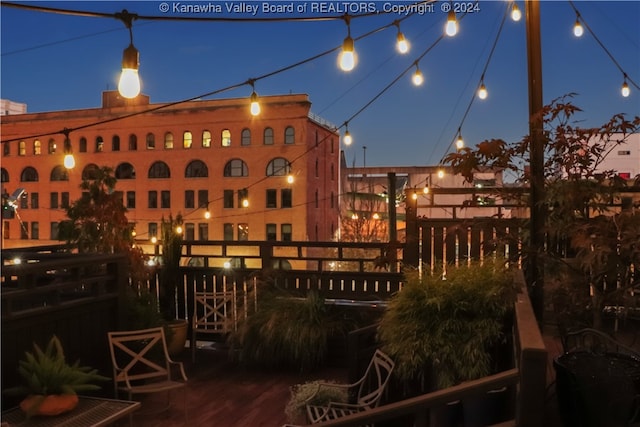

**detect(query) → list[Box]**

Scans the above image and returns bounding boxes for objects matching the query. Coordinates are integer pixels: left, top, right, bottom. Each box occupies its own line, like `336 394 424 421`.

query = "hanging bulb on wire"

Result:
455 133 465 150
478 82 488 100
445 9 458 37
394 22 409 54
343 128 353 146
339 17 356 71
621 79 630 97
287 174 294 184
510 2 521 21
63 133 75 169
412 65 424 86
573 18 584 37
249 88 261 116
118 44 140 98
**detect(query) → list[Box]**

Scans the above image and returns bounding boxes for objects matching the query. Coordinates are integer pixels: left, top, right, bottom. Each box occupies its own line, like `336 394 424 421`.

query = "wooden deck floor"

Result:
128 344 348 427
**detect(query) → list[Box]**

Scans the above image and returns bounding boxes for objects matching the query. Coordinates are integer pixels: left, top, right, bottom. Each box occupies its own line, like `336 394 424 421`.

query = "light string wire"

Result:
568 0 639 91
436 2 510 166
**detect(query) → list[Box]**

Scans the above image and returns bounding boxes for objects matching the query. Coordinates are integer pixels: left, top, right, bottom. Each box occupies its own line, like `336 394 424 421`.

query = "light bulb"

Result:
396 32 409 54
343 130 353 146
250 91 260 116
412 192 418 200
445 10 458 37
339 36 356 71
176 225 183 234
242 198 249 208
510 3 521 21
412 69 424 86
573 20 583 37
621 81 630 97
478 83 488 100
151 236 158 244
287 174 294 184
437 169 445 179
456 135 464 150
204 210 211 219
423 186 430 194
63 154 75 169
118 44 140 99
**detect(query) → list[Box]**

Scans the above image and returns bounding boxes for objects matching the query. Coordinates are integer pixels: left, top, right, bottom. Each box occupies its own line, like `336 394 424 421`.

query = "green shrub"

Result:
285 380 348 423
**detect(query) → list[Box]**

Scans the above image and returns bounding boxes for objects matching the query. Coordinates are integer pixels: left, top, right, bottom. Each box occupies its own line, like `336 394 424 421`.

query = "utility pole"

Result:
525 0 545 324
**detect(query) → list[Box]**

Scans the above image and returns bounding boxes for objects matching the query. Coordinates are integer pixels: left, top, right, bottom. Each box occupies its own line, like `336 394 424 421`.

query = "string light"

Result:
573 17 584 37
510 2 521 22
62 129 75 169
339 16 356 71
287 174 295 184
477 81 488 100
204 210 211 219
412 64 424 86
394 21 409 54
249 81 261 116
116 10 141 99
445 8 458 37
343 124 353 146
437 169 445 179
455 132 465 150
621 78 630 97
423 186 430 194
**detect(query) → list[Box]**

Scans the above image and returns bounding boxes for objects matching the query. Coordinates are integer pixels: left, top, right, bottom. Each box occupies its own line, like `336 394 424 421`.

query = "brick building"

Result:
1 91 341 248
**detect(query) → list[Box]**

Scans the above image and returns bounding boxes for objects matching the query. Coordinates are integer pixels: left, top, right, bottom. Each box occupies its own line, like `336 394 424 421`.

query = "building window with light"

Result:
48 139 56 154
238 223 249 241
129 134 137 151
284 126 295 144
198 223 209 241
185 160 208 178
221 129 231 147
96 136 104 152
163 132 174 149
281 188 292 208
183 131 192 149
223 223 234 241
223 190 234 208
202 130 211 148
79 137 87 153
34 140 41 155
148 191 158 209
148 161 170 179
112 135 120 151
263 127 274 145
19 141 26 156
126 191 135 209
281 224 292 241
266 189 277 208
161 191 170 209
241 129 251 146
266 224 277 241
224 159 248 177
146 133 155 149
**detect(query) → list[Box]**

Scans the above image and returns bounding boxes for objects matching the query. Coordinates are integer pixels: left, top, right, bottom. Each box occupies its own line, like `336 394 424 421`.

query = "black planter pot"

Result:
554 351 640 427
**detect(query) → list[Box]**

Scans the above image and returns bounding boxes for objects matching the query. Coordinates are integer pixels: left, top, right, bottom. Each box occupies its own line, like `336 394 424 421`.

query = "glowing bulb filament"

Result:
445 10 458 37
396 32 409 54
478 83 488 100
573 20 584 37
343 130 353 146
621 81 630 97
118 44 140 99
511 3 521 21
339 36 356 71
412 68 424 86
456 136 464 150
250 91 261 116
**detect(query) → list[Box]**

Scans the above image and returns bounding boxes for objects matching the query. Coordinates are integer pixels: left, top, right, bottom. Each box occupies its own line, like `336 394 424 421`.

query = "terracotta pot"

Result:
20 394 79 416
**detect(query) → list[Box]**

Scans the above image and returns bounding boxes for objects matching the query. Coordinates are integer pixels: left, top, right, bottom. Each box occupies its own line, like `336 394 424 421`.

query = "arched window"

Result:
146 133 155 149
95 136 104 152
115 162 136 179
82 164 100 180
129 134 137 150
148 161 170 179
48 139 56 154
19 141 26 156
185 160 208 178
263 127 274 145
20 166 38 182
202 130 211 148
50 166 69 181
112 135 120 151
241 129 251 146
183 131 193 149
34 140 41 155
164 132 174 149
266 158 291 176
1 168 9 183
223 159 248 177
79 137 87 152
221 129 231 147
284 126 295 144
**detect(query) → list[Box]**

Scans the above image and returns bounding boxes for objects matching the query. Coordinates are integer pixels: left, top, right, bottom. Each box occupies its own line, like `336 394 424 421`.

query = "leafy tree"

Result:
444 95 640 330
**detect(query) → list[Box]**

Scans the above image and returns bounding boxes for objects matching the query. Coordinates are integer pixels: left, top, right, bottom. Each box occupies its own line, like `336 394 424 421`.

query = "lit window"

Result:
202 130 211 148
48 139 56 154
19 141 26 156
164 132 174 149
96 136 104 152
221 129 231 147
33 140 41 155
183 131 192 149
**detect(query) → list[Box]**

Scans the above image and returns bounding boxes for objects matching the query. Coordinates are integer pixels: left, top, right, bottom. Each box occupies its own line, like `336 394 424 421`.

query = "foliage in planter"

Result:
285 380 349 423
159 214 184 321
229 289 365 372
4 335 109 417
378 258 515 389
444 95 640 331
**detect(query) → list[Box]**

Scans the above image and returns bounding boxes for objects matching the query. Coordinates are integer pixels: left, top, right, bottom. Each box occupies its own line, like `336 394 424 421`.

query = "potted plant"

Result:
4 335 109 418
285 380 348 424
378 257 516 426
158 213 189 355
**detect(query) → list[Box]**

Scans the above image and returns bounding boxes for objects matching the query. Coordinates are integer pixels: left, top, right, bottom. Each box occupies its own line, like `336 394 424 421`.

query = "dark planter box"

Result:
554 351 640 427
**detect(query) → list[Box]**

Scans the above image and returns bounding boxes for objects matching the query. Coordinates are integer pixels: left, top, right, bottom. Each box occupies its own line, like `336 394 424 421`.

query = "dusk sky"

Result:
1 1 639 167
